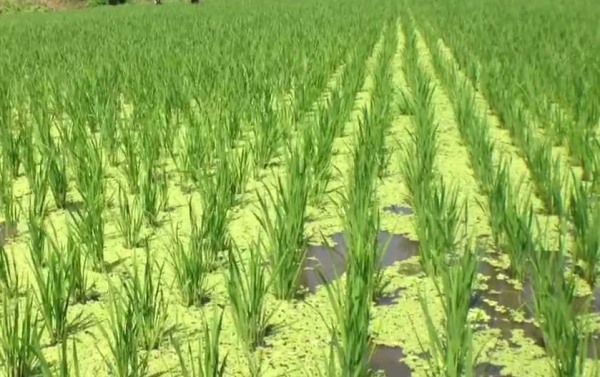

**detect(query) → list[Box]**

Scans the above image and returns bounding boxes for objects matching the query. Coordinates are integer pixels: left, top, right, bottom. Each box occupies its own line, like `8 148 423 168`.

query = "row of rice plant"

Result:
399 18 463 277
406 0 600 182
406 5 600 374
0 0 397 375
304 39 376 204
304 18 398 376
396 16 481 376
412 2 600 288
416 23 535 282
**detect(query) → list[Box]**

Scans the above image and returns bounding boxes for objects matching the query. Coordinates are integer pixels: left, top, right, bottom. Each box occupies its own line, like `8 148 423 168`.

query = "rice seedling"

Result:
399 47 463 276
120 126 141 194
68 131 106 271
226 242 275 351
182 107 214 187
343 111 390 301
0 242 19 298
210 146 250 211
245 349 266 377
483 159 513 253
68 203 105 272
255 141 309 300
530 220 591 377
0 293 49 377
0 113 22 179
20 127 38 192
524 137 568 217
168 222 211 307
171 307 228 377
25 194 48 269
139 164 166 228
501 199 536 282
304 100 338 202
64 229 95 304
121 243 170 351
56 335 81 377
138 112 163 170
400 56 438 212
194 171 235 269
96 282 148 377
222 110 243 149
418 179 464 276
35 120 69 210
569 174 600 286
116 184 145 249
317 260 373 377
251 87 286 171
417 240 480 377
369 24 397 178
31 232 79 346
0 164 20 228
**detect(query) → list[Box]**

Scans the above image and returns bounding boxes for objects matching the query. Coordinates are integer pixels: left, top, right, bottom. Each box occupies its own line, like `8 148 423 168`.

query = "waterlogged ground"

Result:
2 16 600 377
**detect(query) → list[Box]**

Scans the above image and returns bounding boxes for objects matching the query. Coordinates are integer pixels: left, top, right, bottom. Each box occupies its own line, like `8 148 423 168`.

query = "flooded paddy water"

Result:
0 0 598 375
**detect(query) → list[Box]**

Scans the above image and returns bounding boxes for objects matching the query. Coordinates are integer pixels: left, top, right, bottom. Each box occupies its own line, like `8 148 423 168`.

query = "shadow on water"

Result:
300 231 419 293
474 362 505 377
473 258 600 356
370 344 412 377
383 204 414 216
0 222 18 247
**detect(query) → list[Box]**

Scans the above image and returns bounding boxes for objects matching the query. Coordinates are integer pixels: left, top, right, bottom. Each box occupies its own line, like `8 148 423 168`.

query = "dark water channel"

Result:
383 204 413 216
301 231 418 376
300 231 419 293
370 345 412 377
301 230 600 374
474 258 600 357
0 222 17 247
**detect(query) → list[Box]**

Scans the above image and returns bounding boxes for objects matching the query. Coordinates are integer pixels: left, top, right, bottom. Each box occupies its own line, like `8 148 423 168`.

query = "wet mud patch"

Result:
0 221 18 246
300 231 419 293
383 204 413 216
370 344 412 377
475 362 505 377
475 258 600 356
474 260 547 347
376 287 405 306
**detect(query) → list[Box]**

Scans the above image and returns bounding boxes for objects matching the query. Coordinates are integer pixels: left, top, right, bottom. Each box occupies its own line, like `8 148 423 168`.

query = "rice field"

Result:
0 0 599 375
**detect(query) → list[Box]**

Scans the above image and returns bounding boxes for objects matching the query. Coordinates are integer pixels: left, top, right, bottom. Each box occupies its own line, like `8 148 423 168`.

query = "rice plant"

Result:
56 335 81 377
251 87 286 171
0 241 19 299
68 134 106 271
64 227 95 304
418 240 481 377
172 307 228 377
570 174 600 286
121 243 170 351
255 141 309 300
196 172 234 268
226 243 275 351
139 164 168 228
530 221 591 377
39 138 69 210
96 283 148 377
31 233 77 346
318 262 373 377
168 222 211 307
0 164 20 228
0 293 49 377
120 126 141 194
116 183 145 249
